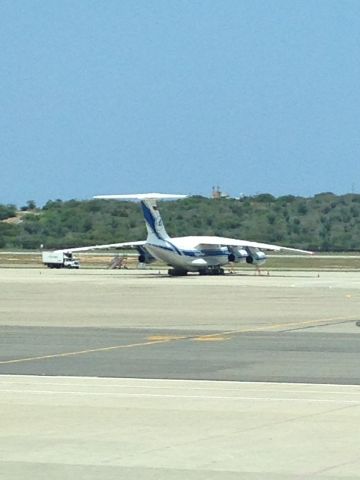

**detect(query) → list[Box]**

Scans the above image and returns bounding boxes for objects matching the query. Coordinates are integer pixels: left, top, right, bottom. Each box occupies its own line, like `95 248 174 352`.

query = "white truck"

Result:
42 251 80 269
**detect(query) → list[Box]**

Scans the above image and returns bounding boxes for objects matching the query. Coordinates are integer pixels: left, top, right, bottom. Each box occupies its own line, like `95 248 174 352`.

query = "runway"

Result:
1 268 360 479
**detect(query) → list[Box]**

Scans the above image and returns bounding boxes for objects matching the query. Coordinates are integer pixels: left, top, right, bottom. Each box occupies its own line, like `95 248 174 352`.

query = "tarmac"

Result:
1 268 360 479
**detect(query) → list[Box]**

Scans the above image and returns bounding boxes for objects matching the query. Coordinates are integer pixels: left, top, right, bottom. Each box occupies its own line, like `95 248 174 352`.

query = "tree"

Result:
0 204 16 220
21 200 37 211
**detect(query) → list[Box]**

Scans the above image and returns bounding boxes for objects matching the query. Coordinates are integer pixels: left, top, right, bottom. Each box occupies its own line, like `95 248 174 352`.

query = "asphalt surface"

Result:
2 268 360 479
3 376 360 480
1 268 360 383
1 324 360 384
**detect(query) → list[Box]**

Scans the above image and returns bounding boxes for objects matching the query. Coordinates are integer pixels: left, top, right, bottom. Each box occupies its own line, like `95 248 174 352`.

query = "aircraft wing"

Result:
175 236 313 254
213 237 313 254
58 240 146 254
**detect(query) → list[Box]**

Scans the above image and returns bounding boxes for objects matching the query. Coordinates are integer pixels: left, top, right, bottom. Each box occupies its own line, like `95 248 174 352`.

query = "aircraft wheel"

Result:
168 269 188 276
210 267 224 275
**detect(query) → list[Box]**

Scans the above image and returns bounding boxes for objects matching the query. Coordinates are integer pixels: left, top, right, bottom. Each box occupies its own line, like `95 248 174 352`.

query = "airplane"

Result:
60 193 313 276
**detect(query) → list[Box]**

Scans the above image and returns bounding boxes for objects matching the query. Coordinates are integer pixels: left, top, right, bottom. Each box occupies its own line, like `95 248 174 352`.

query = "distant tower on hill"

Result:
212 186 229 199
212 186 221 199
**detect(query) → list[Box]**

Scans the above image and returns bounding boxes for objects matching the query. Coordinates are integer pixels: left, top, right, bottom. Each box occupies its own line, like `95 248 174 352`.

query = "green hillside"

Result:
1 193 360 251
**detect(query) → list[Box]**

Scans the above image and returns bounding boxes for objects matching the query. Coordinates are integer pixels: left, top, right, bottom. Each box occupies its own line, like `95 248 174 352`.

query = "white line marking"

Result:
1 374 360 389
1 380 360 396
1 389 360 404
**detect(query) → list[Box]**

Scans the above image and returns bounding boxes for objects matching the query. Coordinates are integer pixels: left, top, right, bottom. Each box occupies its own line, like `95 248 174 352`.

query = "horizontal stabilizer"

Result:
94 193 187 201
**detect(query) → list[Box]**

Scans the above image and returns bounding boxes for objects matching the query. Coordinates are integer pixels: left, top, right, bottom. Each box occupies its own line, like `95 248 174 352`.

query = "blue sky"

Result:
1 0 360 205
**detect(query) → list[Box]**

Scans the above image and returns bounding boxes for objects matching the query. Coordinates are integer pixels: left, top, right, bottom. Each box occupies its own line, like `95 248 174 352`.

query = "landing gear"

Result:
168 268 188 276
168 266 225 276
199 267 225 276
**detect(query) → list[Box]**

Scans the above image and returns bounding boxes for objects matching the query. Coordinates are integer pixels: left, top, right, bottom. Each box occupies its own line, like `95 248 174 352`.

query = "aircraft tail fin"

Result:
94 193 187 242
140 198 170 241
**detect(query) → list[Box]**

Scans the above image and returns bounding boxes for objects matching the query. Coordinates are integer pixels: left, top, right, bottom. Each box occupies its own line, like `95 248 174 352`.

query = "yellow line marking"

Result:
0 315 356 366
191 315 357 341
193 336 230 342
0 338 174 365
147 335 185 341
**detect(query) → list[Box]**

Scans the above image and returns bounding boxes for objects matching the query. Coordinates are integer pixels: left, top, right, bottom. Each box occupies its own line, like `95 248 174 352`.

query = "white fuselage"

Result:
140 199 231 271
144 236 230 271
131 197 268 273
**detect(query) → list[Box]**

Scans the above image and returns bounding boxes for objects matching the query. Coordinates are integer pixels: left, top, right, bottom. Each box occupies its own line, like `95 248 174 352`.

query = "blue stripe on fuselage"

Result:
166 240 182 256
148 243 173 252
148 244 228 258
200 249 229 256
148 242 182 255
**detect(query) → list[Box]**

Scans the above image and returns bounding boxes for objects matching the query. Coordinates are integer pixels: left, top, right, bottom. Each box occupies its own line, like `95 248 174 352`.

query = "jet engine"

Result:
227 247 248 263
245 247 267 266
137 246 156 264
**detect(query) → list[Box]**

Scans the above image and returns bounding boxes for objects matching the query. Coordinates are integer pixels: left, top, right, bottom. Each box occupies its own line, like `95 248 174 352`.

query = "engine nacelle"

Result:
228 248 248 263
245 247 267 266
137 246 156 264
